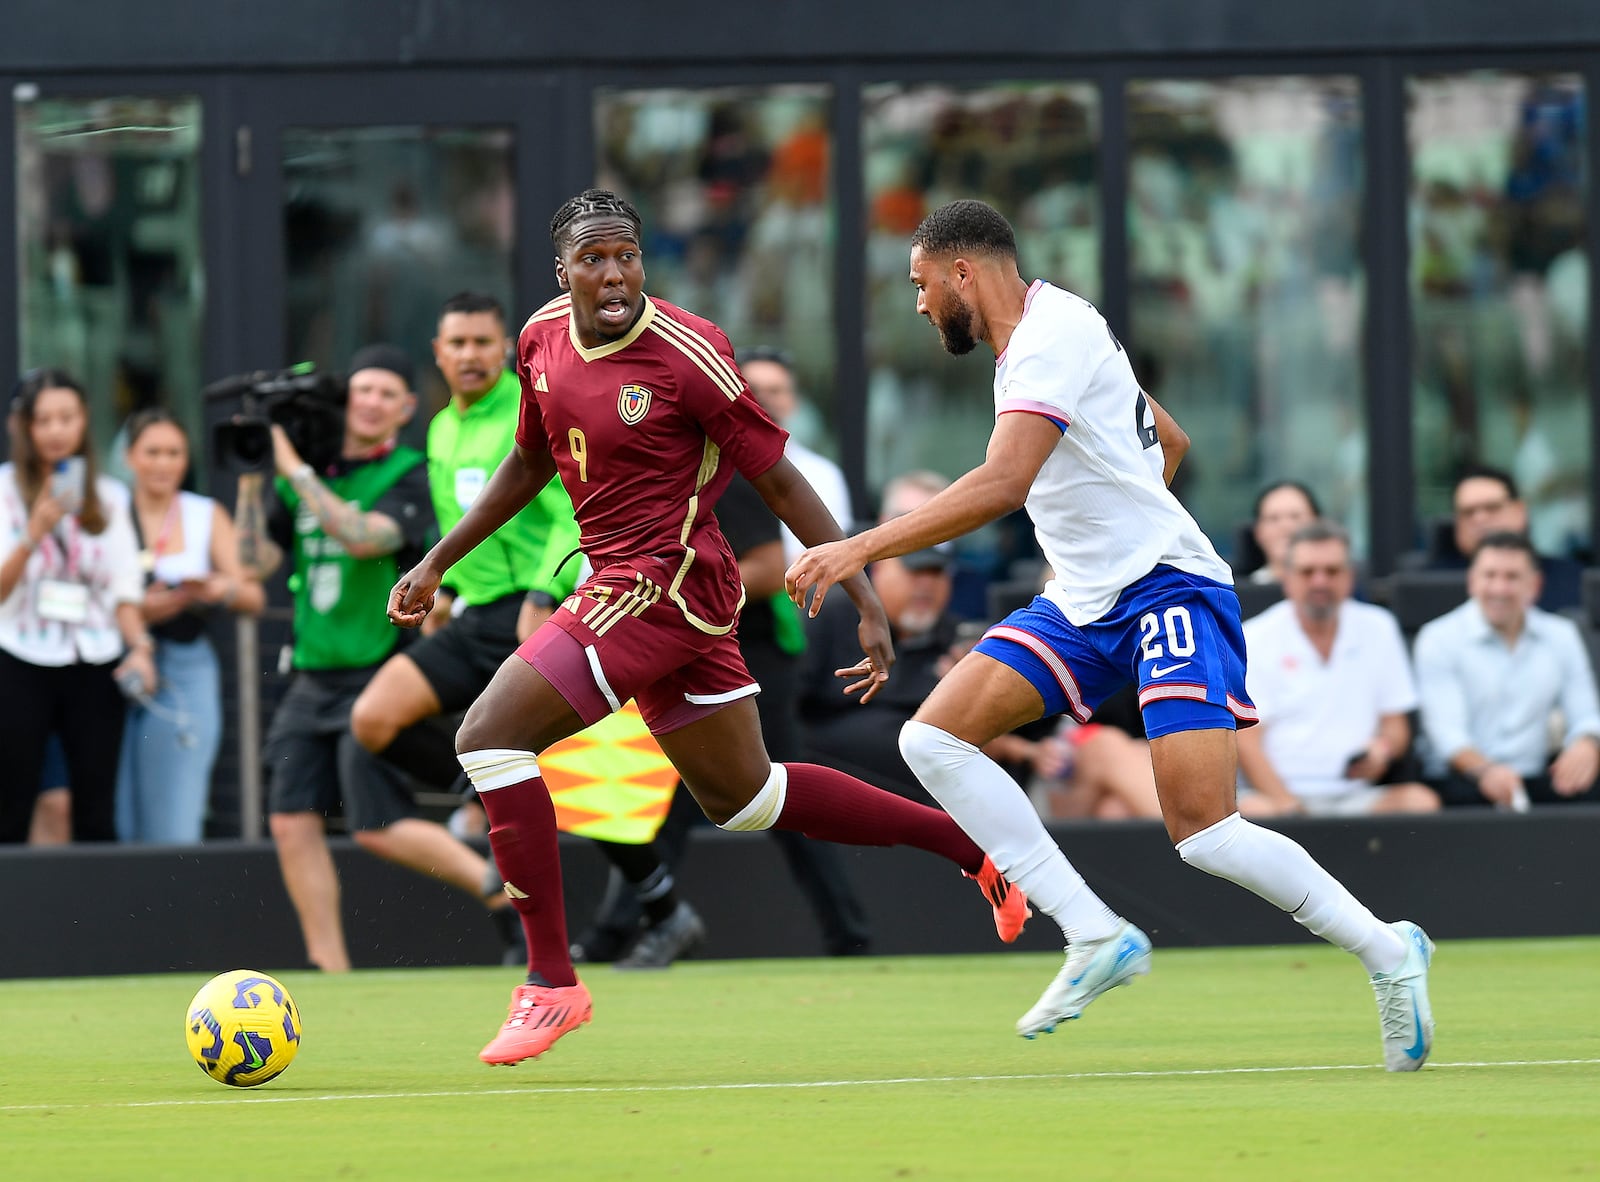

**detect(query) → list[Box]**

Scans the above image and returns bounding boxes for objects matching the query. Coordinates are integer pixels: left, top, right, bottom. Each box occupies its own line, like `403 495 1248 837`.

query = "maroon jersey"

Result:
515 294 788 635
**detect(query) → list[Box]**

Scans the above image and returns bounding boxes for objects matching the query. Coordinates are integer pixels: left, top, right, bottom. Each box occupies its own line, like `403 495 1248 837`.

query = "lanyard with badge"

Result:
36 519 90 625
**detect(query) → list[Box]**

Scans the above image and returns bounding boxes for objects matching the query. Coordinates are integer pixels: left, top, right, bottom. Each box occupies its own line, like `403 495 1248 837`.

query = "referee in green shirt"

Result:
351 292 580 773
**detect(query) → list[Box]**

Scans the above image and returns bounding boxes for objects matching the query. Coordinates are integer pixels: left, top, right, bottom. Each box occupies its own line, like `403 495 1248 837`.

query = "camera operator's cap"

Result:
347 344 415 390
900 547 953 574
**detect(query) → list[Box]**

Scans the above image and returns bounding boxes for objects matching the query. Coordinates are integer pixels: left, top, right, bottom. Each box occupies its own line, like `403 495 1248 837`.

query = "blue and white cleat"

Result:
1017 921 1152 1038
1370 920 1435 1072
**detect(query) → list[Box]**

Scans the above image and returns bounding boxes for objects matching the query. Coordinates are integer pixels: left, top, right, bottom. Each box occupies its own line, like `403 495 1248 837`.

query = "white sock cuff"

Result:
1176 811 1243 862
457 748 541 794
719 763 788 831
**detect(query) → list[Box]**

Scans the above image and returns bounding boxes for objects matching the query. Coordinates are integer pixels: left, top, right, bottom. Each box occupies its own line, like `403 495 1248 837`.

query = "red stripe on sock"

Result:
777 762 983 873
479 775 576 988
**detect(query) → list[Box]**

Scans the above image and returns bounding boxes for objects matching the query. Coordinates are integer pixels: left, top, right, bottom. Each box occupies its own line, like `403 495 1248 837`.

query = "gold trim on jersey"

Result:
647 314 743 402
522 294 572 333
567 297 658 362
663 437 744 635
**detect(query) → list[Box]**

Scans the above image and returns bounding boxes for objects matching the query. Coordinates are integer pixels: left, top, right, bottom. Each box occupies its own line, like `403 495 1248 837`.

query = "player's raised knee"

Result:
899 719 967 777
714 763 788 831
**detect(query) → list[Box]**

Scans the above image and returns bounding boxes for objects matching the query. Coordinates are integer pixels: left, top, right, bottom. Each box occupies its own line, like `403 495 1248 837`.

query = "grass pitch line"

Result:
3 1057 1597 1113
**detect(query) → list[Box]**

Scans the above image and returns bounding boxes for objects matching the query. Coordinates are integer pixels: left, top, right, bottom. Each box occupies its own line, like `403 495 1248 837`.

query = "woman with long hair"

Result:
0 369 151 841
115 408 264 842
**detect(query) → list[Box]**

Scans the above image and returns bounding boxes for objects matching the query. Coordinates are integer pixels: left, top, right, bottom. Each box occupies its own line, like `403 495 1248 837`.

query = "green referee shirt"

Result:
427 367 581 606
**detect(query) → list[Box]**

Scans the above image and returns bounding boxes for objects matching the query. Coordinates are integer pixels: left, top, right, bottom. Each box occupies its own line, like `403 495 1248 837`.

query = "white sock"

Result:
1176 813 1406 974
899 720 1120 943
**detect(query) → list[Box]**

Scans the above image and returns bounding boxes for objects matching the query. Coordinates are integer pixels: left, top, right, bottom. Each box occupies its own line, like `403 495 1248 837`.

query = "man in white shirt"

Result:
1414 530 1600 807
1239 521 1439 817
787 199 1434 1071
741 346 854 563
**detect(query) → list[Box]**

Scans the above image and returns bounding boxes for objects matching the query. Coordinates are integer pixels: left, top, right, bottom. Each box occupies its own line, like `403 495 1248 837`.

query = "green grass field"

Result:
3 939 1597 1181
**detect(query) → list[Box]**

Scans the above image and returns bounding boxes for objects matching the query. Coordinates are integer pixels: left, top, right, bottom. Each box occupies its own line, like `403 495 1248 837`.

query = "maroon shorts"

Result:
515 561 758 735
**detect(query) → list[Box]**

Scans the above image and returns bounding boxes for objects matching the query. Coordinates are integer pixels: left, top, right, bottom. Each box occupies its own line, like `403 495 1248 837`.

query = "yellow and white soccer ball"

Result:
185 969 303 1088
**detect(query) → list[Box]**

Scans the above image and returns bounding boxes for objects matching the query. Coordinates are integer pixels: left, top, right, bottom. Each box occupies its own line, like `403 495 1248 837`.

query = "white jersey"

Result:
996 281 1231 625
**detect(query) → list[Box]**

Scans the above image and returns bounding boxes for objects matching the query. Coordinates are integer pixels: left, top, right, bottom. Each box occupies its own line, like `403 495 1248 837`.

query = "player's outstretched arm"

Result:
389 441 558 628
1142 393 1190 486
785 412 1058 617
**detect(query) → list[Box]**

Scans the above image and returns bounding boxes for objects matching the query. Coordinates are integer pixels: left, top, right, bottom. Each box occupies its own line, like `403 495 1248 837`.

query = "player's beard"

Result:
933 290 980 356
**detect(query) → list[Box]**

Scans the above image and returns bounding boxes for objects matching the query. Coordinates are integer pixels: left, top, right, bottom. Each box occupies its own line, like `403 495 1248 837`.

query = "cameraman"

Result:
348 293 580 774
242 344 515 972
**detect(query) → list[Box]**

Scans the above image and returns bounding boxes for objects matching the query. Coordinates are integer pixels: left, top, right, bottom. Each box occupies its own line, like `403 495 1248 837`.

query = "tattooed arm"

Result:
271 425 404 559
234 472 284 579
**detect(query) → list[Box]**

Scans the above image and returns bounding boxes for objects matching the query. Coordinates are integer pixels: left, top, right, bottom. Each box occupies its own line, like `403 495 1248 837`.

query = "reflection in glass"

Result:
863 83 1100 494
1408 73 1588 556
595 87 835 449
16 94 204 468
1128 77 1365 562
283 127 515 420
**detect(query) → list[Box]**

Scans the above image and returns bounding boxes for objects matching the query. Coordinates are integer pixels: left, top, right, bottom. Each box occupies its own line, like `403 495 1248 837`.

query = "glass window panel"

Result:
282 126 516 424
595 86 835 447
863 82 1100 495
1128 77 1365 562
1408 72 1588 557
16 94 204 473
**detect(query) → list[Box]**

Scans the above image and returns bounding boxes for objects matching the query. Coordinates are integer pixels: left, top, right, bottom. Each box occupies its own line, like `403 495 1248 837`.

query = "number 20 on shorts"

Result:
1138 606 1195 662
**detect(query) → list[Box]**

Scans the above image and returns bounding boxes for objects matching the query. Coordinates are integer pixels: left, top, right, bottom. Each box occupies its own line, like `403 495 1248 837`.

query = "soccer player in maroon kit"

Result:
388 188 1025 1066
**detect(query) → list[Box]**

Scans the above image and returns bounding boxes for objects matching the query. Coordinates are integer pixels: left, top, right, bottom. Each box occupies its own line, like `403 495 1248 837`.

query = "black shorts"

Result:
264 668 416 831
406 591 524 712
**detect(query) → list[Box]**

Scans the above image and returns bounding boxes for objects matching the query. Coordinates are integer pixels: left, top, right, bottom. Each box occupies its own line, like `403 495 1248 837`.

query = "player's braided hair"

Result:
909 199 1018 261
550 188 644 254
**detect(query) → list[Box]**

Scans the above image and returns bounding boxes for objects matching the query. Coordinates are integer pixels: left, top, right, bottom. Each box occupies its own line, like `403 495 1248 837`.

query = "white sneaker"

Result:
1017 921 1152 1038
1370 920 1435 1072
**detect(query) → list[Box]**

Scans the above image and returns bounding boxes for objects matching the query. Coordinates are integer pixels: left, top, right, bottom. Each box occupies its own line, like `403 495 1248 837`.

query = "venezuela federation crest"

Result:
618 383 653 424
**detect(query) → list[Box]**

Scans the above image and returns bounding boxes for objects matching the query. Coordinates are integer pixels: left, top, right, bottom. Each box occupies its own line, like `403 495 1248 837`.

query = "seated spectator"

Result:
1413 530 1600 808
1237 520 1440 817
800 545 971 802
1025 716 1163 821
1419 466 1581 612
1243 480 1321 585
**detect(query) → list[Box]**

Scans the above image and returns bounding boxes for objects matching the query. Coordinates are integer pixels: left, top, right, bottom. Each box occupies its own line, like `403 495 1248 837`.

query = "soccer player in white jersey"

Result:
786 200 1435 1071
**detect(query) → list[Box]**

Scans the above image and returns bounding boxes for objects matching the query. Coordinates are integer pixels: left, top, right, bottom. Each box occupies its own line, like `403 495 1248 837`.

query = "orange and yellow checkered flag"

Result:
539 702 678 844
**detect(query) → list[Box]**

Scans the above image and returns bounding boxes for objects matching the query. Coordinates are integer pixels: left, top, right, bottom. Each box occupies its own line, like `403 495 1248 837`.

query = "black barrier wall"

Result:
2 811 1597 980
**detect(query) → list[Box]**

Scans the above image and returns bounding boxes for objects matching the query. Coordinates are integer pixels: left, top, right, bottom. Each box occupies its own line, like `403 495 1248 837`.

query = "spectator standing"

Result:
1414 530 1600 807
714 474 872 955
740 346 854 561
115 409 265 843
247 344 516 972
0 369 151 842
1237 521 1440 817
349 293 581 782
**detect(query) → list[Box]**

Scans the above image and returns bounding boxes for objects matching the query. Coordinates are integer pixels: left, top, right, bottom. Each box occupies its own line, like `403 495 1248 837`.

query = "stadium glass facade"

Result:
4 44 1596 578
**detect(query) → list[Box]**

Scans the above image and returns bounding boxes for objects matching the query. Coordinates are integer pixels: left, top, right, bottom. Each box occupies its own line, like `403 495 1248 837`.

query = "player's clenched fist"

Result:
387 561 443 628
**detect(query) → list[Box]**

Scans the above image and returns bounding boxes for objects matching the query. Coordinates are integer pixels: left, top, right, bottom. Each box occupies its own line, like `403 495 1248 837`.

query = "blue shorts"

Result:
973 565 1257 740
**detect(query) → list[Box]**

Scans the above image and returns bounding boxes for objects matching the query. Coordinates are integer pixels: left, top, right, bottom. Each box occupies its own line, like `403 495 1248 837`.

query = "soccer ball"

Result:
185 969 303 1088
